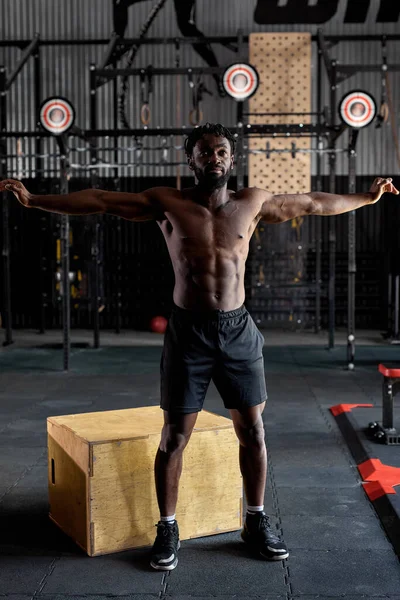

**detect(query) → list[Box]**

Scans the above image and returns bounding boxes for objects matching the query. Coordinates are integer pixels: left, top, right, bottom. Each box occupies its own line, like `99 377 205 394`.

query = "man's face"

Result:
188 134 234 190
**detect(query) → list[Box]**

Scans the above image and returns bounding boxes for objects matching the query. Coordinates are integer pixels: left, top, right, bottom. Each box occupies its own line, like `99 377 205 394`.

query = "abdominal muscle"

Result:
171 248 246 311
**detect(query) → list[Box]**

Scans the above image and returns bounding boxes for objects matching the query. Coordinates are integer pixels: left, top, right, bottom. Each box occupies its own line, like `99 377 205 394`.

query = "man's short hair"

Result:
184 123 236 158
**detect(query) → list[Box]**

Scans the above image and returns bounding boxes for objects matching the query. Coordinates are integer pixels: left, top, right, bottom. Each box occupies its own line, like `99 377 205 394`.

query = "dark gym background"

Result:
2 175 399 331
1 0 400 334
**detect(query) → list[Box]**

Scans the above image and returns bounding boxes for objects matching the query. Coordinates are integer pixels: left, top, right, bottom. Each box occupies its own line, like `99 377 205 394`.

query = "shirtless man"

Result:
1 123 398 570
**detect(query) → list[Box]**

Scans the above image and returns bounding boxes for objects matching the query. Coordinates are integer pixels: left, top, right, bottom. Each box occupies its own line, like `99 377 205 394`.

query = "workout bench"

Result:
368 364 400 445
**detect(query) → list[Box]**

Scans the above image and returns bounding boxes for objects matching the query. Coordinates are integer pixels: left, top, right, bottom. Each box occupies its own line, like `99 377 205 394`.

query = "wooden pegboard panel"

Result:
248 33 311 194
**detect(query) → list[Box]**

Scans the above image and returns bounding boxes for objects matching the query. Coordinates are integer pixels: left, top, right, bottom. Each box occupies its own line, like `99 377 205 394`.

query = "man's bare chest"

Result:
160 202 259 247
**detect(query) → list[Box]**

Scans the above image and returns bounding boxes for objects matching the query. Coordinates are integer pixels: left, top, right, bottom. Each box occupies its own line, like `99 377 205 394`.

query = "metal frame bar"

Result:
236 102 245 190
382 378 400 432
38 209 49 335
0 124 334 138
317 29 333 84
347 128 359 370
90 64 101 349
316 29 351 350
94 61 400 87
328 58 338 350
394 275 400 339
114 215 122 334
112 59 122 335
0 66 13 347
34 45 47 334
337 64 400 85
2 34 400 48
96 66 226 78
338 64 400 72
5 34 40 90
314 41 323 334
56 135 71 371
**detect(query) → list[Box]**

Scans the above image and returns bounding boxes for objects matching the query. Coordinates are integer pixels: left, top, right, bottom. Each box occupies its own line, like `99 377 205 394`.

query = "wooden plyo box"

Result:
47 406 242 556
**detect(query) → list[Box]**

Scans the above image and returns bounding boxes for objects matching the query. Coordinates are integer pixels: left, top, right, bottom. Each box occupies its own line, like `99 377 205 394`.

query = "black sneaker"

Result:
150 520 180 571
241 512 289 561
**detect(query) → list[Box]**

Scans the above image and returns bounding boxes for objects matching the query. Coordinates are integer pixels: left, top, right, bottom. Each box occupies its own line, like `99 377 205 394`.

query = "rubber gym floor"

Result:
1 328 399 600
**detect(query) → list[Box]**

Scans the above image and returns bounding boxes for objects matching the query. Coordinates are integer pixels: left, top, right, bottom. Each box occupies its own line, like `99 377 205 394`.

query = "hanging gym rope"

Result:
139 66 153 126
118 0 167 130
376 36 389 128
188 71 211 126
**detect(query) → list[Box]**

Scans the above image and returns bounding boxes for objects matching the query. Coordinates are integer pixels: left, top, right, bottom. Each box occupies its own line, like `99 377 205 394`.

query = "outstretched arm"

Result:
0 179 173 221
259 177 399 224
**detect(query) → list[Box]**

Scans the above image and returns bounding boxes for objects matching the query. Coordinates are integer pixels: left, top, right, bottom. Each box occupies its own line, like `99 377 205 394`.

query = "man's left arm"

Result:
259 177 399 223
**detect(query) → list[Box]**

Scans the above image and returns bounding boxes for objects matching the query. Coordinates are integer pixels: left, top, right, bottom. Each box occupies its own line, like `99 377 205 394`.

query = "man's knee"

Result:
235 417 266 449
159 424 191 455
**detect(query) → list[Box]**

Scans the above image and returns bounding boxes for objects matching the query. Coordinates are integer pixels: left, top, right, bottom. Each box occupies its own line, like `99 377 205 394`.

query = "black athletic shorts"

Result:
160 304 267 414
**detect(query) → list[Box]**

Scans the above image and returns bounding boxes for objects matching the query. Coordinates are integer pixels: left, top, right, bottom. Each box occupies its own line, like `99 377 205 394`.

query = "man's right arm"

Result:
0 179 172 221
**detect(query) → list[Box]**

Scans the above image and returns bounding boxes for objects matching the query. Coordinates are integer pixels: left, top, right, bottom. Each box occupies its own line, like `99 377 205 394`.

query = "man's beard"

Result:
193 166 231 191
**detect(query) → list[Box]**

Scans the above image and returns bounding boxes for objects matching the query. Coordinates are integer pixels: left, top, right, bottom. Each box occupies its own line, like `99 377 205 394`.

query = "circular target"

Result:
39 97 75 135
223 63 259 101
338 90 376 128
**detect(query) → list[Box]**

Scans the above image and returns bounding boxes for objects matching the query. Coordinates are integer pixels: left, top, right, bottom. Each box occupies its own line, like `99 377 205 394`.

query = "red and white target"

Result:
223 63 259 101
39 97 75 135
339 90 376 128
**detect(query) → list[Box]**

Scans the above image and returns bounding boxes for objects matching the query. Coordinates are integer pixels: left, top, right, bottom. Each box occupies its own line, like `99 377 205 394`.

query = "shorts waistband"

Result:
172 303 247 321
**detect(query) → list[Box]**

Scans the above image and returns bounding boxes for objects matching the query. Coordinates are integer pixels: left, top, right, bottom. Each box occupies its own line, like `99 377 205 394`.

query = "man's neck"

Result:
194 183 230 210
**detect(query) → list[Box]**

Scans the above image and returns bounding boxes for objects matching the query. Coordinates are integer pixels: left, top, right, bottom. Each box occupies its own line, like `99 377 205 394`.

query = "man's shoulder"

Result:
147 186 184 199
234 186 272 201
145 186 190 209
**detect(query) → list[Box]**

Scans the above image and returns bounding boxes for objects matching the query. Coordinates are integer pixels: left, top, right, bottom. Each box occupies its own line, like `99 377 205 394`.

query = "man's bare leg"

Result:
230 402 289 561
229 402 267 506
151 410 198 571
154 411 198 515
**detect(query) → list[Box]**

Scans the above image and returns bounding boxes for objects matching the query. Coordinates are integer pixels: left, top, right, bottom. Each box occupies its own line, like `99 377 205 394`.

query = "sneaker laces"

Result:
154 522 178 545
258 513 271 528
257 514 281 542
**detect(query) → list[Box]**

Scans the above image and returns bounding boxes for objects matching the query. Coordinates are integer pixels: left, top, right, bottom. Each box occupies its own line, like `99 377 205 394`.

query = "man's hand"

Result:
0 179 32 207
369 177 399 203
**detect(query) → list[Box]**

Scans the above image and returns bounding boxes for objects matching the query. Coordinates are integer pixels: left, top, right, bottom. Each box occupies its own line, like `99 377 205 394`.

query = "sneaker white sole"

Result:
241 531 289 561
150 541 180 571
150 556 178 571
260 550 289 561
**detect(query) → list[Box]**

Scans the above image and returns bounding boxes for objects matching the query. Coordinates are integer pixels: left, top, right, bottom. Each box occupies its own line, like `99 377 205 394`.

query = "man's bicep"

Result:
102 187 167 221
259 192 314 223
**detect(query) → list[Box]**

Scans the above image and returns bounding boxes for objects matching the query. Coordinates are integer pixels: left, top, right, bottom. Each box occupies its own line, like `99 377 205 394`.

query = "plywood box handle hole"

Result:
51 458 55 485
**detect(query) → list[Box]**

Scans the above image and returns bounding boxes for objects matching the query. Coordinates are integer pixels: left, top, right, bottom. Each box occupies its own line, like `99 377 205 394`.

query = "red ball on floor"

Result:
150 315 167 334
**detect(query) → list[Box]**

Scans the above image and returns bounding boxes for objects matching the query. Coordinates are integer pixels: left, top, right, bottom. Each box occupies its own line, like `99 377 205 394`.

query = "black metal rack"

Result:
1 30 399 367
